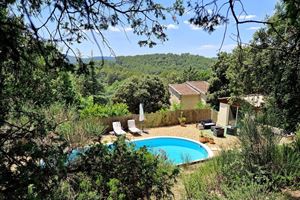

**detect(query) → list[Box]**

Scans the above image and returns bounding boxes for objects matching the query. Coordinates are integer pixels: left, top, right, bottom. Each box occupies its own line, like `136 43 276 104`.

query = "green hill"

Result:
115 53 214 74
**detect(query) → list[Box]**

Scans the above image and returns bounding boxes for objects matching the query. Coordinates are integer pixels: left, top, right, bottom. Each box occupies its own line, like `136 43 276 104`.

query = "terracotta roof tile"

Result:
186 81 209 94
169 83 199 95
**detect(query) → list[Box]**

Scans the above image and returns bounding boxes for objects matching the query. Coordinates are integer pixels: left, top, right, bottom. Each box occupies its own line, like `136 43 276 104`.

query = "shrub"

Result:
182 112 300 199
196 101 210 109
80 103 130 118
57 118 107 146
238 114 300 189
56 137 179 199
183 158 220 199
171 103 182 111
183 151 288 200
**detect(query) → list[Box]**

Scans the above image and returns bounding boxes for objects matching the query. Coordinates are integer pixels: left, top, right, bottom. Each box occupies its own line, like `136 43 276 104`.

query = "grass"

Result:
178 154 291 200
176 114 300 200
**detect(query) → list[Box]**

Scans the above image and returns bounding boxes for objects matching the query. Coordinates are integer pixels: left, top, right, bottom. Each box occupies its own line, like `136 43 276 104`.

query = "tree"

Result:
0 5 177 198
113 76 170 113
207 1 300 131
81 61 107 104
6 0 184 56
0 7 72 197
251 3 300 132
207 52 232 109
52 72 81 105
181 66 200 82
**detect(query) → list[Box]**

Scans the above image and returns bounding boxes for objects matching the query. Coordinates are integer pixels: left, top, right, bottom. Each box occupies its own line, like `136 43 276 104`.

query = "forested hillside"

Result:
89 53 214 102
97 53 214 87
116 53 214 73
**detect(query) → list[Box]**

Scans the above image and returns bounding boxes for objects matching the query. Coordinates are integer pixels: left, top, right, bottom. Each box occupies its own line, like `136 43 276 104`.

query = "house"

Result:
169 81 209 110
217 94 265 127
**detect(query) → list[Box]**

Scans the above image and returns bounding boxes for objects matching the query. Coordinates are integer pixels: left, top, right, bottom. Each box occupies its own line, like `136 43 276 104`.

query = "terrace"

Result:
101 123 240 156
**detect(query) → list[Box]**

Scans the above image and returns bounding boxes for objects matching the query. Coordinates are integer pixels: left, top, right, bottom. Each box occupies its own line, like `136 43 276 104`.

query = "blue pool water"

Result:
132 137 210 164
68 137 212 165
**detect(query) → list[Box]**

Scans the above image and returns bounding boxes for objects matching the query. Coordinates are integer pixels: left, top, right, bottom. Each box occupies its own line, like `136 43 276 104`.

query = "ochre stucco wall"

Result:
181 95 201 109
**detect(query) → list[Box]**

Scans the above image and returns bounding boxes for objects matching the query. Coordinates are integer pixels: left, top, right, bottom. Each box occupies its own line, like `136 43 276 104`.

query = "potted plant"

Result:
208 136 215 144
199 131 209 143
178 111 186 126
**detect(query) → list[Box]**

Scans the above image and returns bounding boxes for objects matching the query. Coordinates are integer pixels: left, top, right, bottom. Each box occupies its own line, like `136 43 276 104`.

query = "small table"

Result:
211 126 224 137
226 126 236 135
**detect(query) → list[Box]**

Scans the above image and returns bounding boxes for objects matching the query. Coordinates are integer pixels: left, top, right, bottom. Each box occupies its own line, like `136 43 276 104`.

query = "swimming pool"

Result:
131 136 213 165
68 136 213 165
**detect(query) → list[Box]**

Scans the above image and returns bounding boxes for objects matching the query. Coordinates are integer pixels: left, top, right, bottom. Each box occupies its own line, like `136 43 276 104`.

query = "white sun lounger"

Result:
127 119 142 135
112 121 126 136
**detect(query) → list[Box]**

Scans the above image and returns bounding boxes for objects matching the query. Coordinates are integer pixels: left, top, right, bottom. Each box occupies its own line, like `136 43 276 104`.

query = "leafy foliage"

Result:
207 52 232 109
0 7 73 198
116 53 213 74
183 112 300 199
8 0 185 50
55 137 179 200
113 76 170 113
208 2 300 131
80 102 130 118
1 5 180 199
196 101 210 109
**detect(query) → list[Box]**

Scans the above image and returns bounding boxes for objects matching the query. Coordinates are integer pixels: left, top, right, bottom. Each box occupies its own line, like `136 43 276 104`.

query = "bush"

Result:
57 118 107 146
183 159 220 199
80 102 130 118
238 114 300 189
182 112 300 199
183 151 288 200
55 137 179 199
170 103 182 111
196 101 210 109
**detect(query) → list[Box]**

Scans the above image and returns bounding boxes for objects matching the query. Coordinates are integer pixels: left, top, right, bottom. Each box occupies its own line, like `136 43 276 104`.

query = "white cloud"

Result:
183 20 223 30
198 44 236 52
238 14 256 20
124 27 133 32
247 26 261 30
198 44 216 49
108 26 121 32
222 44 236 51
108 26 133 32
184 20 201 30
166 24 179 30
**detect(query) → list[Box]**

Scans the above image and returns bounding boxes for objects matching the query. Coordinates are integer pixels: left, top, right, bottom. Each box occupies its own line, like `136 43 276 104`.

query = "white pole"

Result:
235 106 239 127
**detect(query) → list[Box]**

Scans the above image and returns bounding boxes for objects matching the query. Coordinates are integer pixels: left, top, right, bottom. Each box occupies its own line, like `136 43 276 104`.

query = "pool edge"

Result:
128 136 214 165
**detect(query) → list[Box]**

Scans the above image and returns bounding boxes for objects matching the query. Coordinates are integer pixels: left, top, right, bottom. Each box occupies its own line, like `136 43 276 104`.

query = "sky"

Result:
64 0 278 58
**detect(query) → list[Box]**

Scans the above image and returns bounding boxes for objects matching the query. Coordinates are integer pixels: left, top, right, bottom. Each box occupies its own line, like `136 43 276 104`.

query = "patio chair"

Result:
199 119 216 129
127 119 142 135
112 121 126 136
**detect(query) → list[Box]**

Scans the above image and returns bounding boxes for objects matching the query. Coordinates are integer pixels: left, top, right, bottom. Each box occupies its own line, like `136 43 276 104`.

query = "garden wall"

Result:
211 109 218 123
99 109 213 132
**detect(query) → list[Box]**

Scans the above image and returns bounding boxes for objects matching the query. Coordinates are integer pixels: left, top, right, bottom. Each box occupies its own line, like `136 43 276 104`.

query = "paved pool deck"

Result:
101 124 240 156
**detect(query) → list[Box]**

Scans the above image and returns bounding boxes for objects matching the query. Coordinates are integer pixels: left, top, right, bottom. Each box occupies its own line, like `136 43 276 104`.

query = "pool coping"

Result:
126 136 214 165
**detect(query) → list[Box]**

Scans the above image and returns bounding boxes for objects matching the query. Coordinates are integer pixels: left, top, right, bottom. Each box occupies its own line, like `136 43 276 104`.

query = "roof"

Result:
218 94 265 108
186 81 209 94
169 81 209 96
169 83 199 95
